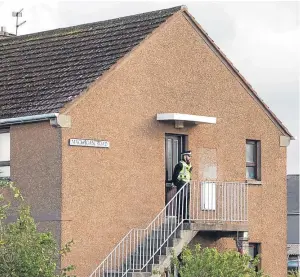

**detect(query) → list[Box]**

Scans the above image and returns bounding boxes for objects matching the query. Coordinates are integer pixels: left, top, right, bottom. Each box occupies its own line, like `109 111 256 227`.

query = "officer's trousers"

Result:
176 181 190 222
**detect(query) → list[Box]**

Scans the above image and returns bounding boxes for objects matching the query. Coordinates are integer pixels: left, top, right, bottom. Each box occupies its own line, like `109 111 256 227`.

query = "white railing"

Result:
190 181 248 222
89 181 248 277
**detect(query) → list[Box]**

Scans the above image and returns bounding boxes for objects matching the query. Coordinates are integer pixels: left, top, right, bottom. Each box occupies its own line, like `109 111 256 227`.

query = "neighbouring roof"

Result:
288 175 300 214
287 175 299 244
0 6 181 119
0 6 294 138
288 244 300 256
288 215 299 244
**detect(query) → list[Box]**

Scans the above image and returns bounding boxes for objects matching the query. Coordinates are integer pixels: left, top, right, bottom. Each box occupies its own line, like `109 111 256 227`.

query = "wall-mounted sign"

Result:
69 138 109 148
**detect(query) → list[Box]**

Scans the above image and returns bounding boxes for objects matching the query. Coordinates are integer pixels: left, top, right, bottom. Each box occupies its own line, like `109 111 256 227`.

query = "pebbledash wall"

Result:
10 122 62 247
55 11 287 277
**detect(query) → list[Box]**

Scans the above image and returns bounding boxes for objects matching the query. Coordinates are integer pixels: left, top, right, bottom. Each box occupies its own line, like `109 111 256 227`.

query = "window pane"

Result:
0 166 10 178
167 139 172 180
246 143 255 163
0 132 10 162
288 260 300 268
249 245 255 259
246 167 256 179
249 243 261 272
173 139 178 170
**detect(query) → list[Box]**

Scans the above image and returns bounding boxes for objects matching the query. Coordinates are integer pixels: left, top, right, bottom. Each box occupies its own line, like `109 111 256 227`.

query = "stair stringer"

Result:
150 228 198 276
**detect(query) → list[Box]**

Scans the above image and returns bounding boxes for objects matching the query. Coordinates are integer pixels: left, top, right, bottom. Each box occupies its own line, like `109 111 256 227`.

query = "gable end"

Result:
180 8 293 139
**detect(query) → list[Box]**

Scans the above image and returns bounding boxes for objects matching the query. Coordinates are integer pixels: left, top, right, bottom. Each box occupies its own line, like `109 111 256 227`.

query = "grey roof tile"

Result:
0 6 182 119
288 175 300 214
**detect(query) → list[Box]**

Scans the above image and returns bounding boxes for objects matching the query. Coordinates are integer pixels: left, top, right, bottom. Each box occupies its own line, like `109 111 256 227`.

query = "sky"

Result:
0 0 299 174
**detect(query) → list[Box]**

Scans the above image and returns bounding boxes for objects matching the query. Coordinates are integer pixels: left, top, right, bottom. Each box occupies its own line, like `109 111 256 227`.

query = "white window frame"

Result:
0 129 10 178
246 140 261 181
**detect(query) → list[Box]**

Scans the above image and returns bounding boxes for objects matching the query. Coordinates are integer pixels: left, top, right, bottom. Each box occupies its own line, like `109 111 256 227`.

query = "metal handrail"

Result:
89 181 248 277
89 184 186 277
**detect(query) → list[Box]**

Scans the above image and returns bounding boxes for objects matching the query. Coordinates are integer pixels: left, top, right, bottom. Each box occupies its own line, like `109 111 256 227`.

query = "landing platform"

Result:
185 221 248 232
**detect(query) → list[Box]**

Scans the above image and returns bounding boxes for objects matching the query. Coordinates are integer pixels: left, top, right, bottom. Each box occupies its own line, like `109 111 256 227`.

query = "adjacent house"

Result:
0 6 293 277
287 174 300 271
0 26 15 40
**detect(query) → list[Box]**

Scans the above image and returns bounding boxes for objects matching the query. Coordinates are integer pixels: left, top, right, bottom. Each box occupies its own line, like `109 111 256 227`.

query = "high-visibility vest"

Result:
177 161 192 182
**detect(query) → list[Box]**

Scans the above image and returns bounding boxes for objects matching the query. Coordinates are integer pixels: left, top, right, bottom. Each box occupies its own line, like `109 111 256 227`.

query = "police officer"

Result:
172 150 192 223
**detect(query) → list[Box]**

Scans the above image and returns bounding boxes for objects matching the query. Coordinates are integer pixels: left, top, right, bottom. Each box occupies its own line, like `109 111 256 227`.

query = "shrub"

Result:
0 180 75 277
288 270 299 277
172 244 269 277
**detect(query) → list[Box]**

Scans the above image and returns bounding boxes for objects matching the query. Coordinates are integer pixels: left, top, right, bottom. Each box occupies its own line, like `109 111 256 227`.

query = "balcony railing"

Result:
89 181 248 277
166 181 248 222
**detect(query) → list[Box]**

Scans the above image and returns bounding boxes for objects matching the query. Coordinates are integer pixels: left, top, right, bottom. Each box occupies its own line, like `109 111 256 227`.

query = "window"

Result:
0 129 10 178
288 259 300 271
249 243 261 271
246 140 261 180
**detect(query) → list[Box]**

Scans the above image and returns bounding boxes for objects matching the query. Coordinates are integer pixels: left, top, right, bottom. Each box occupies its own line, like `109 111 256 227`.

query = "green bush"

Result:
0 180 75 277
172 244 269 277
288 270 299 277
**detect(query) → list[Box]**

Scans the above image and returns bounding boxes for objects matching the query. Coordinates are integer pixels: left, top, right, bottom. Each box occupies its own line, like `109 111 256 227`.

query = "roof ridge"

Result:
0 22 158 54
0 18 162 49
0 6 183 44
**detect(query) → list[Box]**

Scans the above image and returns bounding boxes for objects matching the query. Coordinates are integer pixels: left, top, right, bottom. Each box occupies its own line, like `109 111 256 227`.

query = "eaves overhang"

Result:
0 113 71 128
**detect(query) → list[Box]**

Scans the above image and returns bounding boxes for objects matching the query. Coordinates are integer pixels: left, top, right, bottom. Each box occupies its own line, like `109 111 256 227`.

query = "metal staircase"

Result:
89 181 248 277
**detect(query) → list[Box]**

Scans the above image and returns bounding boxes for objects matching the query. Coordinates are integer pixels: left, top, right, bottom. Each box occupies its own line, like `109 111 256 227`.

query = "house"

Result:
287 174 300 271
0 6 293 277
0 26 15 39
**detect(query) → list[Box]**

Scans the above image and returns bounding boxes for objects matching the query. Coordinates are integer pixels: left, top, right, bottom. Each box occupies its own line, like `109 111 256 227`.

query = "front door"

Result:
165 134 186 208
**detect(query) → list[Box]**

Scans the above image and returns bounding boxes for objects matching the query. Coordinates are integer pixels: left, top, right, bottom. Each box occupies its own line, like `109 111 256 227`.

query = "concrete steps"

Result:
101 222 198 277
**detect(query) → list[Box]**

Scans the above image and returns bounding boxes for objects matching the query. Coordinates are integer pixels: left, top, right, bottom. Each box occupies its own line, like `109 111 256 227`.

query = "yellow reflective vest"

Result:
177 161 192 182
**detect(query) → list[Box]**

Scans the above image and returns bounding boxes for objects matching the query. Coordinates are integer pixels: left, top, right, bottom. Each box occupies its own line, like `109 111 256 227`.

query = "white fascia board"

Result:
0 113 71 128
157 113 216 124
0 113 58 126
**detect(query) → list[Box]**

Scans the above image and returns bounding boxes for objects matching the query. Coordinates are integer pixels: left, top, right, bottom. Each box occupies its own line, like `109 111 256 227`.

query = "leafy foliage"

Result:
288 270 300 277
0 180 75 277
171 244 269 277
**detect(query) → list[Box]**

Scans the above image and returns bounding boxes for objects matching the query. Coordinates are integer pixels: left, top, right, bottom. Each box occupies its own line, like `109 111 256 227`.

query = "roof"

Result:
0 6 293 138
287 175 299 244
288 244 300 256
288 215 299 244
0 6 181 119
288 175 300 214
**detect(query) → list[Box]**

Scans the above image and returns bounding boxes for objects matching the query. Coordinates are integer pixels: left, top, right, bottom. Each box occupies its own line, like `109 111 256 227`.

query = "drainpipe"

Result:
0 113 71 127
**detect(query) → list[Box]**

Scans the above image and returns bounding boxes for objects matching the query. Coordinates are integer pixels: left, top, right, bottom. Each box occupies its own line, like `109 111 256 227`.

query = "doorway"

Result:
165 134 187 207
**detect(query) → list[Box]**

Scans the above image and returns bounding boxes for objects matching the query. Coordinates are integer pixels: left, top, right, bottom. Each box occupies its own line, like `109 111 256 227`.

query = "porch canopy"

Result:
156 113 216 128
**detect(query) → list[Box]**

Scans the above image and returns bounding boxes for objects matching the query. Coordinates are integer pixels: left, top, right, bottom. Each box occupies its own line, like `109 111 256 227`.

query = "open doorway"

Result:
165 134 188 207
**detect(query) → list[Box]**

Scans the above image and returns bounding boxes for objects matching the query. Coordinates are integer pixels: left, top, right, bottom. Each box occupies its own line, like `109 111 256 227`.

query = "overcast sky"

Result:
0 0 299 173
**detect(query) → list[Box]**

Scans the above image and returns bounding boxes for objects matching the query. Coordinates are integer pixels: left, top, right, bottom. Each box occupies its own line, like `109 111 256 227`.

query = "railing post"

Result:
197 181 199 220
234 182 236 222
185 184 188 221
230 182 233 222
133 230 135 271
246 183 248 221
221 182 224 221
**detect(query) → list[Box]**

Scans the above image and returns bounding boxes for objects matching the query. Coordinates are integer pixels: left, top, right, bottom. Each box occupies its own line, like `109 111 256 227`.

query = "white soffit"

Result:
156 113 216 124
